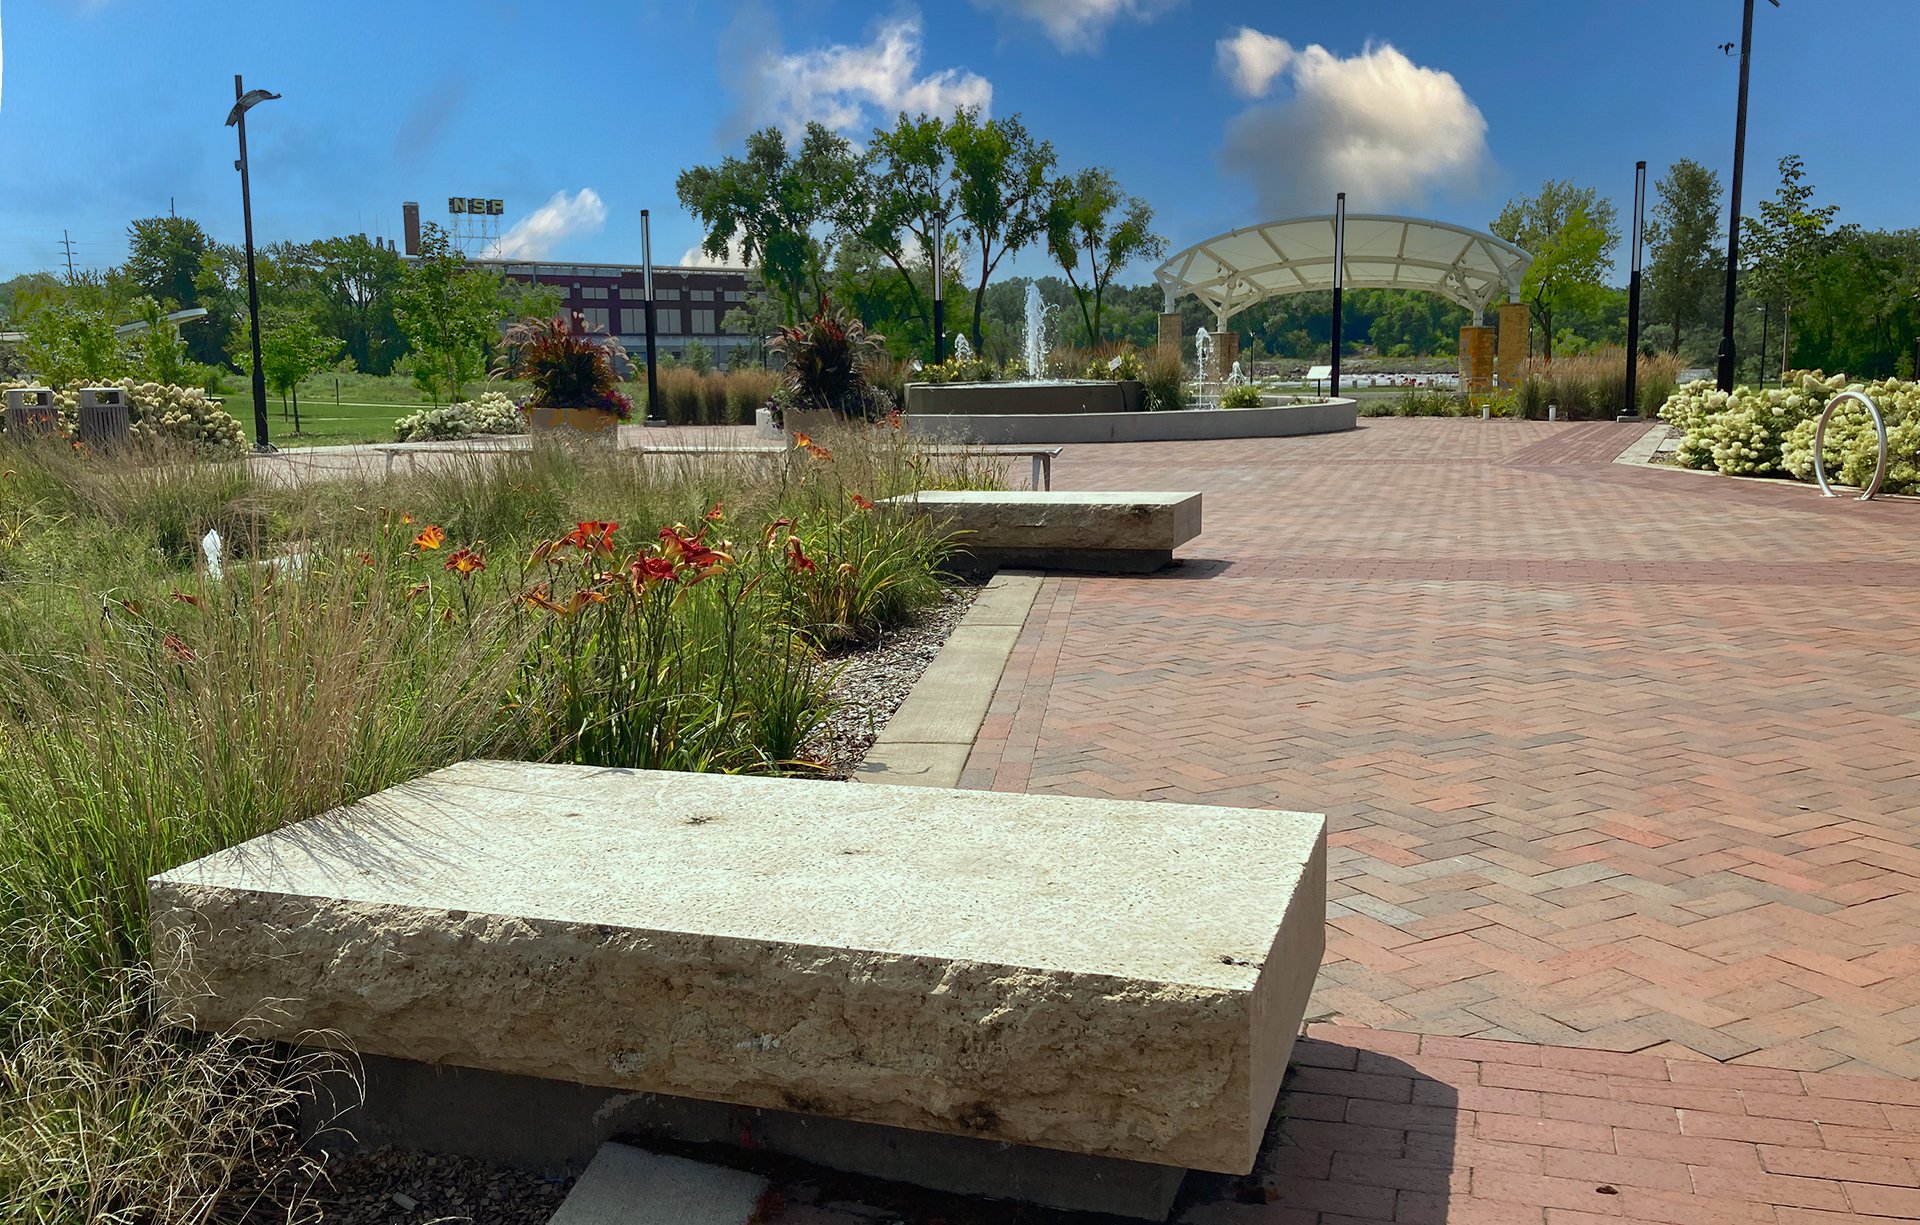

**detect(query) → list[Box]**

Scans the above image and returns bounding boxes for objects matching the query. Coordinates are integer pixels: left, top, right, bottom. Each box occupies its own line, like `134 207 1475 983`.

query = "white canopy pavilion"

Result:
1154 214 1533 329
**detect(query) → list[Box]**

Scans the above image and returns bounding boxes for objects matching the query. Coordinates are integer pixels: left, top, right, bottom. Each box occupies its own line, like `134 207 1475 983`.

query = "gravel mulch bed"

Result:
307 1150 572 1225
803 582 981 778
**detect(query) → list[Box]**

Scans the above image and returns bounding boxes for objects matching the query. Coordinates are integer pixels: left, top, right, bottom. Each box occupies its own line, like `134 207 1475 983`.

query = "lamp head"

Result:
225 89 282 127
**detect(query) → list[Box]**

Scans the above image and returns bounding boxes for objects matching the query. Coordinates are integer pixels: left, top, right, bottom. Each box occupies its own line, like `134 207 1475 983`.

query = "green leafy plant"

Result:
498 312 634 418
1218 383 1264 408
768 297 890 420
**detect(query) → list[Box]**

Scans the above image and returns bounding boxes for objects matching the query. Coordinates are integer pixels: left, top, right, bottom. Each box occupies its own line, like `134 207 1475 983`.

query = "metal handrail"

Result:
1812 391 1889 501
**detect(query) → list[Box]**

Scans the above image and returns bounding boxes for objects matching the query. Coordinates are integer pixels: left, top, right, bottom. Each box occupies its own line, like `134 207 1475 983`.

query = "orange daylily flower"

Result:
849 492 874 511
559 521 619 554
357 552 376 566
791 431 832 461
704 501 725 523
524 583 568 614
400 512 416 525
445 547 486 576
567 588 610 613
659 524 731 570
169 590 201 607
162 632 195 663
413 525 447 550
762 516 795 546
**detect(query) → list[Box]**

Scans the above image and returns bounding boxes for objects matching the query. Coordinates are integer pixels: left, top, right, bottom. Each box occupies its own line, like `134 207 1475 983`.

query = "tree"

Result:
1743 155 1846 377
1642 159 1723 355
234 307 339 432
393 224 505 402
125 216 236 367
304 234 409 374
948 109 1057 350
1045 167 1165 344
842 111 963 339
676 124 858 322
1491 180 1620 362
0 272 62 322
15 276 132 385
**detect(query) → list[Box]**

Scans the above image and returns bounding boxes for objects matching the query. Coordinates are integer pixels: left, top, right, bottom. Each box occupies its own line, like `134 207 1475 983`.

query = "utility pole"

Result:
1716 0 1780 392
60 231 77 281
641 210 661 423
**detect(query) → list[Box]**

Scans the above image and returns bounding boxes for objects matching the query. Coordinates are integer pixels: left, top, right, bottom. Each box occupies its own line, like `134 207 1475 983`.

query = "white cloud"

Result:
1218 38 1492 218
496 188 607 259
1216 26 1294 98
679 236 747 268
733 11 991 135
971 0 1179 53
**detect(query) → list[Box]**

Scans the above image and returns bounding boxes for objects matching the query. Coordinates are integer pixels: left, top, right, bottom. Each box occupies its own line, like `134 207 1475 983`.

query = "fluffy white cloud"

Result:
496 188 607 259
971 0 1179 53
1216 26 1294 98
736 12 991 135
1217 38 1492 218
679 236 747 268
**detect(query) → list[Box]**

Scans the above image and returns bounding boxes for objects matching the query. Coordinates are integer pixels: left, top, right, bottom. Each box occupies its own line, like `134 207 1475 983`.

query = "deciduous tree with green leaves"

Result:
1492 180 1620 362
1643 159 1723 355
676 124 858 323
1044 167 1165 345
394 225 504 403
948 109 1056 350
1742 155 1847 377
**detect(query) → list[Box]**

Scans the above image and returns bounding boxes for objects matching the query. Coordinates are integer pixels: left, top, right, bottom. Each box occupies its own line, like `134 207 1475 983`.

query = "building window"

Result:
657 288 682 301
580 308 610 330
691 309 715 334
619 308 647 333
619 287 646 300
690 288 715 302
579 286 608 301
724 290 745 302
657 309 682 334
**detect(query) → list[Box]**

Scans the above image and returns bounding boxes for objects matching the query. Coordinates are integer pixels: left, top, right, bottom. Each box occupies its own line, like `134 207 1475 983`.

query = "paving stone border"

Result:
855 572 1042 788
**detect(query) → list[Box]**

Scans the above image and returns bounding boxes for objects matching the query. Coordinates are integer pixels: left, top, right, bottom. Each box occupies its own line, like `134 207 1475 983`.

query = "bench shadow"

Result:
1174 1035 1460 1223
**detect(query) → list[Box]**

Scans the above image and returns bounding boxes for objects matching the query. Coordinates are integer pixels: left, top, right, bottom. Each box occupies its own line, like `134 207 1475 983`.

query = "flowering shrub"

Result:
1218 383 1265 408
1780 376 1920 495
1660 373 1838 477
918 354 1008 385
393 391 527 442
1 379 246 456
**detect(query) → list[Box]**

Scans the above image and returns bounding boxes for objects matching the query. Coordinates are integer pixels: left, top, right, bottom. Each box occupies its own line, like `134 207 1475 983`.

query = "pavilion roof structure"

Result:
1153 214 1533 325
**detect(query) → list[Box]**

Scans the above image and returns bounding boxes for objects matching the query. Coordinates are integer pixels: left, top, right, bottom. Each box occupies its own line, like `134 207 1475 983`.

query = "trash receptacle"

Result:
77 387 131 450
4 387 58 436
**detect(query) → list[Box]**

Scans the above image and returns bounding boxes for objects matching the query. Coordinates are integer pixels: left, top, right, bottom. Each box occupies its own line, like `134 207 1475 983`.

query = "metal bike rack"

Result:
1812 390 1888 501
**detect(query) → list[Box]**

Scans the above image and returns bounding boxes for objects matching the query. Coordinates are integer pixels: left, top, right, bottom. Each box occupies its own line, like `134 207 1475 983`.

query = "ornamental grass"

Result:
0 420 992 1223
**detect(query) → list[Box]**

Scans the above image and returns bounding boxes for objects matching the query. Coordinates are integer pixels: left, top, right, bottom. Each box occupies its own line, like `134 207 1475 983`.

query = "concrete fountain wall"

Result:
903 385 1358 446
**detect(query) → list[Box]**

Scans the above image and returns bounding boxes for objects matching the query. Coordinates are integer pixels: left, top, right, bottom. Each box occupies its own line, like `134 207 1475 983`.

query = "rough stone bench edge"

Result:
856 571 1042 789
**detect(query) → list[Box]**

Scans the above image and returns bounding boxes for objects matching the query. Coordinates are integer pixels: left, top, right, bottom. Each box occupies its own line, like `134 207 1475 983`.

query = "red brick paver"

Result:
963 421 1920 1079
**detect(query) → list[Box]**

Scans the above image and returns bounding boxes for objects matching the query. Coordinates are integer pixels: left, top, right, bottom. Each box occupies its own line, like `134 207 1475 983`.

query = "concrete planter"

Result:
781 407 844 439
527 406 620 444
906 380 1143 416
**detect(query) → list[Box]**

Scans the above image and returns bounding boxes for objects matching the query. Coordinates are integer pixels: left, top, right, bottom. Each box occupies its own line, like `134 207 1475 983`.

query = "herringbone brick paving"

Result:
961 420 1920 1080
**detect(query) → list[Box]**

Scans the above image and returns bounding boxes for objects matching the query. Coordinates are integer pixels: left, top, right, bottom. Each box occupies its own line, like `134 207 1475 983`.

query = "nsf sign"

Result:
448 198 505 215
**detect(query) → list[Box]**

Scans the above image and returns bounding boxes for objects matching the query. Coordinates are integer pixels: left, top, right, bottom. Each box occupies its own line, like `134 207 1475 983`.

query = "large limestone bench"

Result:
883 490 1201 573
151 761 1324 1182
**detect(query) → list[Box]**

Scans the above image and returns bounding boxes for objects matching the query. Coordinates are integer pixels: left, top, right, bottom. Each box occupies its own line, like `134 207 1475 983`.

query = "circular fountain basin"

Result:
903 385 1359 445
906 380 1144 416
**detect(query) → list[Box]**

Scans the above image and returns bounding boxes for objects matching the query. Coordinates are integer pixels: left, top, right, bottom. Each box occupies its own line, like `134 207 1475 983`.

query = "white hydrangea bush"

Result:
1658 372 1836 477
1 378 247 457
1781 376 1920 495
394 390 526 442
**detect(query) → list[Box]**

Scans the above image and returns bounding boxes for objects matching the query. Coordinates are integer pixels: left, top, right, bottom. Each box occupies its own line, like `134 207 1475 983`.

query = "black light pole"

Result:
1757 302 1771 386
1716 0 1780 392
1623 160 1648 420
641 210 660 423
226 75 280 452
1330 192 1346 398
931 211 945 363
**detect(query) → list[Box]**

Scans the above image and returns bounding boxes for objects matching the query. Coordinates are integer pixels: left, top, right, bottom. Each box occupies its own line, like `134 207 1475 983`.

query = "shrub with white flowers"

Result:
393 390 527 442
1 378 247 457
1660 371 1920 494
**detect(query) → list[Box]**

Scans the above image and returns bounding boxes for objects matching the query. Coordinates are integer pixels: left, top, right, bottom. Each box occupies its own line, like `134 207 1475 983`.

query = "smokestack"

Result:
402 202 421 256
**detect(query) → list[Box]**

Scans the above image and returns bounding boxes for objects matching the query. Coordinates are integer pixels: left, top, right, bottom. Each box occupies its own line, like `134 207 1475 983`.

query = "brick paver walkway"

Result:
961 421 1920 1080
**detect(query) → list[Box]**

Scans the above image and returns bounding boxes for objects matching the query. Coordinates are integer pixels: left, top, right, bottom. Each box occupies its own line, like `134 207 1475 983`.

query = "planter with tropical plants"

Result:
766 298 897 436
498 311 633 443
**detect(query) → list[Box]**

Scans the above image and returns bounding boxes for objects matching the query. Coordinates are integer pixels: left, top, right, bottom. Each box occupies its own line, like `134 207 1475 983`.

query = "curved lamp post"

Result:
226 75 281 452
1715 0 1780 392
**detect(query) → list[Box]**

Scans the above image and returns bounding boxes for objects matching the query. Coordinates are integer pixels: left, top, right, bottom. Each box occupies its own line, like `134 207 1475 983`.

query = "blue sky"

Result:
1 0 1915 284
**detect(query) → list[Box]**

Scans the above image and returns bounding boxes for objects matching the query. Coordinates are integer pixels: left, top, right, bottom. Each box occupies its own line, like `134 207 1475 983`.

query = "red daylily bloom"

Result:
399 512 416 525
413 525 447 550
357 552 376 566
762 516 795 546
162 632 195 663
785 535 817 574
848 492 874 511
524 583 568 614
445 547 486 576
659 524 731 570
169 590 201 607
559 521 619 554
567 588 610 613
630 555 677 585
704 501 725 523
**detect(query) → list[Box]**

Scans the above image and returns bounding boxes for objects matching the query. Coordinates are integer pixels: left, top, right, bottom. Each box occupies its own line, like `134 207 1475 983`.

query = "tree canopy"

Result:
1492 180 1620 362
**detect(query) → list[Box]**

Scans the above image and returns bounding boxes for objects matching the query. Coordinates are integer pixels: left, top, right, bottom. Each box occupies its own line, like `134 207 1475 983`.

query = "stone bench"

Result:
883 490 1202 573
150 761 1323 1183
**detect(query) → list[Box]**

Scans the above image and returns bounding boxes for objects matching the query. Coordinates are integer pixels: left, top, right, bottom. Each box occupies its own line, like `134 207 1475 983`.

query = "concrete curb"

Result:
1611 421 1671 466
550 1143 770 1224
855 572 1042 788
